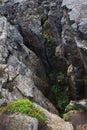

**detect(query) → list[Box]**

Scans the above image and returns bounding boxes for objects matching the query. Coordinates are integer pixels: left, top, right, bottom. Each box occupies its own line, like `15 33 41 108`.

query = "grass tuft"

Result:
0 99 47 123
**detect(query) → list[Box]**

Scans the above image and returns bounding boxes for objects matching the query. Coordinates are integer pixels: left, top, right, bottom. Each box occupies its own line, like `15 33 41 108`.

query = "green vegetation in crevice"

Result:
0 99 47 123
43 20 53 44
62 104 87 121
62 113 69 121
49 71 65 83
66 104 87 113
49 70 70 112
51 84 69 110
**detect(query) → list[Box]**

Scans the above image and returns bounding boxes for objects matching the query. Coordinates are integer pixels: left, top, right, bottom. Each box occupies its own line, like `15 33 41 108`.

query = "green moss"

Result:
62 113 69 121
44 33 53 43
62 104 87 121
66 104 87 112
51 85 69 109
0 99 47 123
49 71 65 83
49 70 69 111
43 20 53 43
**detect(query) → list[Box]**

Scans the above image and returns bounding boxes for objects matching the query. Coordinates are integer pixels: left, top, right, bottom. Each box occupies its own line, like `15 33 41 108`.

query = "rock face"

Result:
0 114 38 130
1 0 63 69
62 0 87 99
62 0 87 49
64 111 87 130
0 16 58 114
0 0 87 129
64 99 87 130
0 105 74 130
33 104 73 130
66 99 87 112
68 112 87 130
1 0 87 101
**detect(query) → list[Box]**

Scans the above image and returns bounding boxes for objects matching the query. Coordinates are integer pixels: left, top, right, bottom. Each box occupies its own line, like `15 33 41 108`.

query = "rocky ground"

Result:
0 0 87 130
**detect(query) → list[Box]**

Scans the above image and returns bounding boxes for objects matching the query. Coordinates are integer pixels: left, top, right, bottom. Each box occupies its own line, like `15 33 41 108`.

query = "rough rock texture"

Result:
35 104 74 130
0 0 87 129
62 0 87 49
62 0 87 99
64 99 87 130
0 104 74 130
66 99 87 111
0 16 58 114
1 0 87 101
0 114 38 130
64 111 87 130
1 0 63 69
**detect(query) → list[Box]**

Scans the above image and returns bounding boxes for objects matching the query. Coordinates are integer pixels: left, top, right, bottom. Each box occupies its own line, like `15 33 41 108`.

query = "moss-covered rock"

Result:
62 110 78 121
66 101 87 112
62 100 87 121
0 99 47 123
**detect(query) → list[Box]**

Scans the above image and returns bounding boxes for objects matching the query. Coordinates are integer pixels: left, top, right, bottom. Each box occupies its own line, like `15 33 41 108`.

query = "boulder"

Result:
63 111 87 130
0 101 74 130
34 103 74 130
66 99 87 112
0 114 38 130
63 99 87 130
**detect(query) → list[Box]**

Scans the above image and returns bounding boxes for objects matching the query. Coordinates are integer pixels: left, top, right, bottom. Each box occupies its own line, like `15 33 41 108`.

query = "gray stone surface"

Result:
0 114 38 130
0 16 57 114
35 103 74 130
62 0 87 99
62 0 87 49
